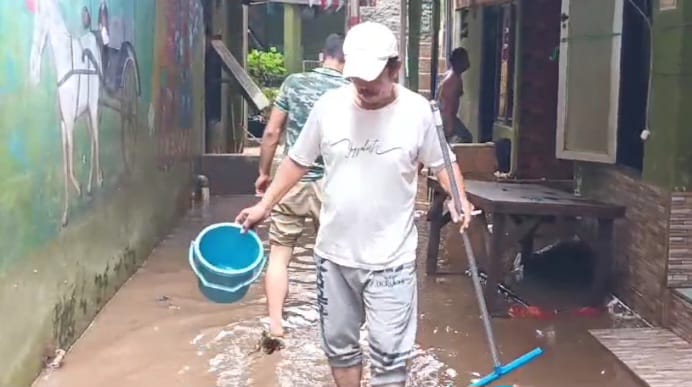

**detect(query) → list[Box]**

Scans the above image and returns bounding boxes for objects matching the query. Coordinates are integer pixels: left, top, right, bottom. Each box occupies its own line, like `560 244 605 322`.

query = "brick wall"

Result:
668 290 692 343
515 0 572 180
580 163 670 324
418 41 447 98
668 192 692 287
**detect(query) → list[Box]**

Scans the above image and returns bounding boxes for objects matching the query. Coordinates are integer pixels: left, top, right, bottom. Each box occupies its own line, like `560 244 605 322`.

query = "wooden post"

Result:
227 0 245 153
399 0 408 85
408 0 422 92
283 4 303 74
430 0 441 96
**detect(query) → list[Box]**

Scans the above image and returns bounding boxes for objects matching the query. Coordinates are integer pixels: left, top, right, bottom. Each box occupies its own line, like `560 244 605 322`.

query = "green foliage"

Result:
262 87 280 104
248 48 286 117
247 47 287 88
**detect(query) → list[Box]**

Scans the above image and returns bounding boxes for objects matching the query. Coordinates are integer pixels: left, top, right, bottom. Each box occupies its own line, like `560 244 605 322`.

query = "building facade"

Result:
453 0 692 341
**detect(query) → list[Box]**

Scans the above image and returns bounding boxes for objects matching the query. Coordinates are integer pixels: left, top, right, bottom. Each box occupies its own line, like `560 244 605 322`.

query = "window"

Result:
556 0 624 164
556 0 649 170
494 4 515 124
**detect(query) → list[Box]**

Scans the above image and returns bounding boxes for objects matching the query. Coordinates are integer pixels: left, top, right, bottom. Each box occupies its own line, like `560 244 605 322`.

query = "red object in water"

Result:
26 0 37 13
508 305 556 320
571 306 604 318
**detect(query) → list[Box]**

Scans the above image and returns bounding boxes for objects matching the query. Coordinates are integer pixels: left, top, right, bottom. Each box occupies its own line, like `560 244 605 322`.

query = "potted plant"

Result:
247 47 288 138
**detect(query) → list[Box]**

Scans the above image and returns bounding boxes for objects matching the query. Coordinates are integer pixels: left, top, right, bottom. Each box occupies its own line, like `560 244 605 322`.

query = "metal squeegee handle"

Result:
429 101 502 369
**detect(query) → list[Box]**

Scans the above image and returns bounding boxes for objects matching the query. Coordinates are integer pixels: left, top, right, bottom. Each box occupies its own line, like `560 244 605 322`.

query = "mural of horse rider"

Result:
28 0 141 227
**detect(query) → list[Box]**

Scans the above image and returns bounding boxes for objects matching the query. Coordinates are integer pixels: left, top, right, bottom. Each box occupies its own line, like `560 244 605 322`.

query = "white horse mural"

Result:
28 0 103 226
28 0 142 227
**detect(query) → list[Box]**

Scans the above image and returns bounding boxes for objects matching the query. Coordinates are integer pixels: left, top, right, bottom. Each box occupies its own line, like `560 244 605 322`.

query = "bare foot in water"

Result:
256 331 285 355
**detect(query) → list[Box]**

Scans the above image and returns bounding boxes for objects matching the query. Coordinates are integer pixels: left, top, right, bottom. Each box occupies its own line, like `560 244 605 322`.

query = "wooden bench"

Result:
426 177 626 317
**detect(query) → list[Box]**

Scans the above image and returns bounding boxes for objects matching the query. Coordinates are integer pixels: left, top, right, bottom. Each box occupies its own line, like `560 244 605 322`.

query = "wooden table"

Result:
426 177 625 317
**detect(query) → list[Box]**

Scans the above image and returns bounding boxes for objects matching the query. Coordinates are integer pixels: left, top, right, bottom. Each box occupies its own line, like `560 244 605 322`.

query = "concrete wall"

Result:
360 0 434 38
455 7 483 141
0 1 208 385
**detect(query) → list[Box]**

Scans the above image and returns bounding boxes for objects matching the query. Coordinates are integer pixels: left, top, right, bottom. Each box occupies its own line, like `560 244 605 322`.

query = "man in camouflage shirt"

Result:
255 34 349 342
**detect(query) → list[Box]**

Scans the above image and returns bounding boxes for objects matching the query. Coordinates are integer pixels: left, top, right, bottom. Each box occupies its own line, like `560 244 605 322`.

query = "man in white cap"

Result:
236 22 472 386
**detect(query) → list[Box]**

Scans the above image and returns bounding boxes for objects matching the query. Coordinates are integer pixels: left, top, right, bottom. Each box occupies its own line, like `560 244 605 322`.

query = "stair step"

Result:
590 328 692 387
670 288 692 343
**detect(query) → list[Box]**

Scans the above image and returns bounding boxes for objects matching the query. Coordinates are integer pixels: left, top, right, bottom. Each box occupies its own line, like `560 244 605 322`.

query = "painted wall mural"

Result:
0 0 204 270
153 0 204 171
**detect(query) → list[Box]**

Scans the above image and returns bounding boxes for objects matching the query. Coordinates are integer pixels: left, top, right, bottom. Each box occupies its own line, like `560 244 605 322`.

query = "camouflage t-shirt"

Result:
274 67 349 181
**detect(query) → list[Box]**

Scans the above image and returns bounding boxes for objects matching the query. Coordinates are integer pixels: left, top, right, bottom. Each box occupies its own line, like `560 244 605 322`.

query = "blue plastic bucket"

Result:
188 222 266 303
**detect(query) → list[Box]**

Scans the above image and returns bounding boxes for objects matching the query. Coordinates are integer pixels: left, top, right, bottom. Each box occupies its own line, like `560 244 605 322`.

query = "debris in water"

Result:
535 326 557 345
156 295 181 310
606 296 649 324
47 349 66 369
508 305 556 320
177 365 191 375
191 333 205 345
572 306 603 318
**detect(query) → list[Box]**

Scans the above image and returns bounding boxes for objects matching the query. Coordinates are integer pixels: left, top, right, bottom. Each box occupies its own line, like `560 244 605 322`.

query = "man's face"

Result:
453 57 469 74
350 63 399 107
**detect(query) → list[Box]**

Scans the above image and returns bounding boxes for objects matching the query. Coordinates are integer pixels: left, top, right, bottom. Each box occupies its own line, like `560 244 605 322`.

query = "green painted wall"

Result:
642 1 692 191
0 1 208 385
642 1 685 189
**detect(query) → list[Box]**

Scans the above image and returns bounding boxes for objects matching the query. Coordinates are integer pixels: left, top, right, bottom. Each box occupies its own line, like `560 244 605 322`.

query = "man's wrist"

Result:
257 198 273 214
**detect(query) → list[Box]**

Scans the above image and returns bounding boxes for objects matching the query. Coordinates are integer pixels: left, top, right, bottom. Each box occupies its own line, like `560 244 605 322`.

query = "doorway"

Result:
478 7 500 144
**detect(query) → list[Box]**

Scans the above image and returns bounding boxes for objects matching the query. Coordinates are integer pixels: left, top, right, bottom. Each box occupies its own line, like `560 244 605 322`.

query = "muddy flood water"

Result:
33 184 648 387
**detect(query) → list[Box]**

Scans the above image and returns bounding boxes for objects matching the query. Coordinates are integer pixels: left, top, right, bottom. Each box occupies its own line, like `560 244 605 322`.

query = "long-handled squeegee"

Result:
429 101 544 387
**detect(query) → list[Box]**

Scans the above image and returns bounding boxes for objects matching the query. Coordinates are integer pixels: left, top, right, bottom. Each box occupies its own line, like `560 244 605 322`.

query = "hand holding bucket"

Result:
189 222 267 304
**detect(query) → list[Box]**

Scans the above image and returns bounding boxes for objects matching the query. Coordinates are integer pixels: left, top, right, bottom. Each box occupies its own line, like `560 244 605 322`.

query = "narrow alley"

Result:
3 0 692 386
32 182 646 387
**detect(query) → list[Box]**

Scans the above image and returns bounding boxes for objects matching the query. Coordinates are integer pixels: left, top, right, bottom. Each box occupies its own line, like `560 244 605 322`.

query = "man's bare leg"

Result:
265 244 294 337
331 366 362 387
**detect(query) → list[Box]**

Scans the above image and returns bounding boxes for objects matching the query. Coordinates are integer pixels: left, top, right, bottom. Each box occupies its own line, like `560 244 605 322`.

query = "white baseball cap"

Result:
342 22 399 82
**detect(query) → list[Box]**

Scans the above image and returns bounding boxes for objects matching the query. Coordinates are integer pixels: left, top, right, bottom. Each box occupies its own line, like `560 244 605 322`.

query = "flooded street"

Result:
33 183 647 387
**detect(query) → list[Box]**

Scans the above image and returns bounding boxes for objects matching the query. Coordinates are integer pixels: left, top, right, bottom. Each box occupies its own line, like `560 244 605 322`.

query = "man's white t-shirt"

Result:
288 84 455 270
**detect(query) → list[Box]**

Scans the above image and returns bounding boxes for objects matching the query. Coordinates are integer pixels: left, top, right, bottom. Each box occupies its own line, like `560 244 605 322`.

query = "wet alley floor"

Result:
33 187 649 387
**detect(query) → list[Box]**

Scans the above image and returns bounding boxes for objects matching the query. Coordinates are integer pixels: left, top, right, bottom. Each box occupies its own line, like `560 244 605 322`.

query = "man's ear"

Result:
388 61 402 78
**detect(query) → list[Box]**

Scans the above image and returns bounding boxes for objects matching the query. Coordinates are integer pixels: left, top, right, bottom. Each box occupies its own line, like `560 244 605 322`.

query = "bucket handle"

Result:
188 243 267 294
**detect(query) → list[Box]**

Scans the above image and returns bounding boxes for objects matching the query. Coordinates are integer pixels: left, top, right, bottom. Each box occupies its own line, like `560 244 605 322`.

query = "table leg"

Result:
520 230 534 267
487 213 507 317
426 190 446 275
589 218 614 306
